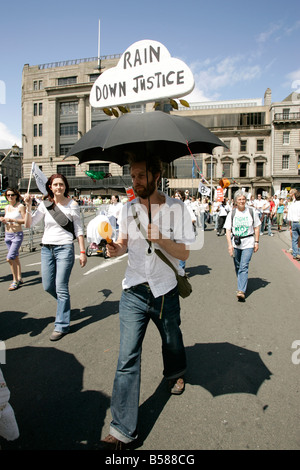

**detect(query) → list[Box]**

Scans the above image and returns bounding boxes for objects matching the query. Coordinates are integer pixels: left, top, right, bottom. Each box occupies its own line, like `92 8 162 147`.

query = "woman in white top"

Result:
0 188 25 291
24 174 87 341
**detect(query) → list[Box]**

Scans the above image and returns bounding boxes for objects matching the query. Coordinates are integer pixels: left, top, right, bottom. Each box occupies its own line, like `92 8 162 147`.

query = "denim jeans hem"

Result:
165 368 186 380
110 424 136 444
54 327 70 334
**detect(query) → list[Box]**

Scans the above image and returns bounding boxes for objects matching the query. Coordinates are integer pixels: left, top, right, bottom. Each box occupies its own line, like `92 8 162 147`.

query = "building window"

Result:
89 163 110 173
256 162 264 177
33 103 43 115
39 145 42 156
60 123 78 136
33 124 37 137
282 155 289 169
90 73 100 82
239 113 263 126
33 145 37 157
283 108 290 119
59 144 74 156
60 101 78 115
33 81 38 91
58 76 77 86
239 162 247 177
39 124 43 136
123 164 130 176
240 140 247 152
57 164 76 177
206 162 215 179
283 131 290 144
223 140 230 152
222 163 231 178
257 139 264 152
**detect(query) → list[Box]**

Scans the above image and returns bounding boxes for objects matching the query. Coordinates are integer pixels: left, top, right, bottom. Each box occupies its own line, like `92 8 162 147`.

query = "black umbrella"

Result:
186 342 272 396
65 110 226 165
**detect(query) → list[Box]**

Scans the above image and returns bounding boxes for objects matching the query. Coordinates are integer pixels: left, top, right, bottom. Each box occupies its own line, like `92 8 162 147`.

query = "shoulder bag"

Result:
43 200 76 239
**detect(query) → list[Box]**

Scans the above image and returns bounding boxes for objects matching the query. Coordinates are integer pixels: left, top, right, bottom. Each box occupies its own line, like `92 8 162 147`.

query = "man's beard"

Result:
134 178 156 199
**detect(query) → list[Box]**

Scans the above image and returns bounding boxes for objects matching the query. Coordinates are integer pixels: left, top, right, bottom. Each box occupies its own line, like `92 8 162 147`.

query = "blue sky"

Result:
0 0 299 148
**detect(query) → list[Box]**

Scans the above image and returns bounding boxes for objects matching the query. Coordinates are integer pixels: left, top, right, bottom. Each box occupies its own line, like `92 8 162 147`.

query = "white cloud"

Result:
185 56 261 102
256 23 282 43
0 122 21 149
285 69 300 93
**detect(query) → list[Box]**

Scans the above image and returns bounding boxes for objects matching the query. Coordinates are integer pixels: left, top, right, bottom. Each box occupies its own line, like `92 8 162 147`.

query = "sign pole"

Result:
97 19 101 70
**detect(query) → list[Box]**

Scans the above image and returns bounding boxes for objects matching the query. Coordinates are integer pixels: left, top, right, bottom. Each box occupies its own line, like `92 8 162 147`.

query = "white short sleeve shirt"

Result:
118 195 196 297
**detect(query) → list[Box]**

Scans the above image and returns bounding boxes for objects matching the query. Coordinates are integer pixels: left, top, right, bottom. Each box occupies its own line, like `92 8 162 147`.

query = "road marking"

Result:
26 255 127 273
83 253 128 275
282 249 300 270
26 255 81 266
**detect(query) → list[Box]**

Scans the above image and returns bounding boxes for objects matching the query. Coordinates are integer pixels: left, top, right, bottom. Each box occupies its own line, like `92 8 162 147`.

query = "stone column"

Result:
78 96 86 137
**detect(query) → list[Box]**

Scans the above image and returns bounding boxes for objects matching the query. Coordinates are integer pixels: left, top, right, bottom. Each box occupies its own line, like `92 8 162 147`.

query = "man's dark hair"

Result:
295 190 300 201
126 152 162 179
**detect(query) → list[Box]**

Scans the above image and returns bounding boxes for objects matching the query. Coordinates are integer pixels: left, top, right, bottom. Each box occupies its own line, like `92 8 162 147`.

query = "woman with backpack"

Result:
224 191 261 301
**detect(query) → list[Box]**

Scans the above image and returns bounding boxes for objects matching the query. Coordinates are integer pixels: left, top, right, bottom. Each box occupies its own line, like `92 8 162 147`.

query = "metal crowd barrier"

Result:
0 205 105 263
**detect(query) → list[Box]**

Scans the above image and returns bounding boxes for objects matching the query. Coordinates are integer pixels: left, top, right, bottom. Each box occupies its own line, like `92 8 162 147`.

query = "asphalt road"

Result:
1 224 300 450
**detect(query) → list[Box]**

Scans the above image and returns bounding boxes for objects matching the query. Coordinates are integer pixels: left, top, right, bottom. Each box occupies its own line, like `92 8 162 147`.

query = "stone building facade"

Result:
270 91 300 194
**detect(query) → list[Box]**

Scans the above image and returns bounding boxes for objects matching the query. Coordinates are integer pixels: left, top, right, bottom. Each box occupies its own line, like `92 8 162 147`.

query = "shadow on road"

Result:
134 341 272 448
70 290 119 334
185 342 272 397
186 265 211 277
1 346 110 450
246 277 270 297
0 311 53 341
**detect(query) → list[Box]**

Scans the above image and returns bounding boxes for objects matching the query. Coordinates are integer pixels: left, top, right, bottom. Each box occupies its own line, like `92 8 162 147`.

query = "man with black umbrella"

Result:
100 153 195 450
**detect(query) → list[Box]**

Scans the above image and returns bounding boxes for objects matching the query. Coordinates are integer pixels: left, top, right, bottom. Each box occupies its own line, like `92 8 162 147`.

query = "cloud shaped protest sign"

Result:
90 39 195 108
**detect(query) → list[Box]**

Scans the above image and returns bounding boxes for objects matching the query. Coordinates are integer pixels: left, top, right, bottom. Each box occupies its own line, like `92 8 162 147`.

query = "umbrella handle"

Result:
147 204 152 254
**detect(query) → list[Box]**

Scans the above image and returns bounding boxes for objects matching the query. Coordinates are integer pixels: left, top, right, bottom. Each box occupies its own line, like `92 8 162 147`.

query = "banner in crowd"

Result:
198 181 211 197
31 162 48 195
216 186 224 202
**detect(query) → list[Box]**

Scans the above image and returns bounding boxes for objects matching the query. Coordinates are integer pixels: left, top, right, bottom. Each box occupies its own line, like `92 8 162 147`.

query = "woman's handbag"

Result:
131 205 192 298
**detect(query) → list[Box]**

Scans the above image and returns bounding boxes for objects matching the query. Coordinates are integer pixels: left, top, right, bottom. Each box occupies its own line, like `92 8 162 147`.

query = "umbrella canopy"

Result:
65 111 226 165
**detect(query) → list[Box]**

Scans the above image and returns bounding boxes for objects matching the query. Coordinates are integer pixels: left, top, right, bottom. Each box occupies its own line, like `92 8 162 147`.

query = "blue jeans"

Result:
260 215 272 235
110 283 186 443
41 244 75 333
292 222 300 258
233 247 254 294
5 231 24 260
179 259 186 270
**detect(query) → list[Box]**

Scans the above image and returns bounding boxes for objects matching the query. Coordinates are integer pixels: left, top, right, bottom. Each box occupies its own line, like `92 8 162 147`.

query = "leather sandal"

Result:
168 377 185 395
8 281 19 291
99 434 125 450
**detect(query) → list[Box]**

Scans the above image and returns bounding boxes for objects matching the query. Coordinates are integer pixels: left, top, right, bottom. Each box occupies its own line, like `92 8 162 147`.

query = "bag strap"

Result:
131 204 178 277
44 200 76 239
231 206 254 236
